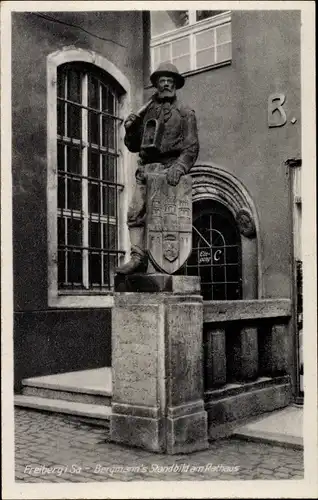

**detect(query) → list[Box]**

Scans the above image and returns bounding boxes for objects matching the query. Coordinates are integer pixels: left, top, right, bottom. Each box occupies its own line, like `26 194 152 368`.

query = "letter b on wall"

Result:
268 93 287 128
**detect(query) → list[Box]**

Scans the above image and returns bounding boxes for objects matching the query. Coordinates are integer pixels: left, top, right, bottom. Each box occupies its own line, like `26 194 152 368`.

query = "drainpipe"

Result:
285 158 302 403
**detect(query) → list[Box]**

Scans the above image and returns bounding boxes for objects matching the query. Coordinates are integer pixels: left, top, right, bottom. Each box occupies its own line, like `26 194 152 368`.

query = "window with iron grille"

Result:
56 62 125 291
183 200 242 300
151 10 232 75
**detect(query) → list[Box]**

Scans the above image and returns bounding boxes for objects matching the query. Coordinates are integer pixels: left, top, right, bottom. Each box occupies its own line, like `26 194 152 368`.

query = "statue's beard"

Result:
157 89 176 101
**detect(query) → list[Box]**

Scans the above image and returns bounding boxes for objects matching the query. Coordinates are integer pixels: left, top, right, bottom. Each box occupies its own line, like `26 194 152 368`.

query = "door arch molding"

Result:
191 163 262 298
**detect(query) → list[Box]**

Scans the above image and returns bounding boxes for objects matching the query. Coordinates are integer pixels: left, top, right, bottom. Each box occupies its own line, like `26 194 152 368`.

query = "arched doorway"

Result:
190 163 260 299
183 200 242 300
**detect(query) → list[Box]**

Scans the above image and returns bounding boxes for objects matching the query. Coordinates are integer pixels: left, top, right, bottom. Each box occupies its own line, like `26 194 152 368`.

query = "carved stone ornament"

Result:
163 234 179 262
146 173 192 274
236 209 256 238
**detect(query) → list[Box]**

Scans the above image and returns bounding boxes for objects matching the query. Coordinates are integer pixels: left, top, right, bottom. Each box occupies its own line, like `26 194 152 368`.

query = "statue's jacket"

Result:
124 97 199 176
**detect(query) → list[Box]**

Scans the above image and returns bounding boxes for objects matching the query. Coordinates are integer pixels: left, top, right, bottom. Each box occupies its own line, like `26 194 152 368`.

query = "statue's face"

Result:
156 75 176 99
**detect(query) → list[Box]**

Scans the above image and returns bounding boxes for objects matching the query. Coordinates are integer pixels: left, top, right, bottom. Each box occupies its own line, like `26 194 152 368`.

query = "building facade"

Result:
12 10 150 390
150 9 302 400
13 10 302 403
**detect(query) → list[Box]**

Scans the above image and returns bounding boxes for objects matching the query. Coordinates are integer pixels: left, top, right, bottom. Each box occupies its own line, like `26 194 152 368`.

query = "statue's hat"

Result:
150 62 185 89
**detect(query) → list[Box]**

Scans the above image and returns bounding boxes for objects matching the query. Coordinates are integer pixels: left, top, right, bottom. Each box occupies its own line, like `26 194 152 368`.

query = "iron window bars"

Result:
57 63 124 291
184 207 242 300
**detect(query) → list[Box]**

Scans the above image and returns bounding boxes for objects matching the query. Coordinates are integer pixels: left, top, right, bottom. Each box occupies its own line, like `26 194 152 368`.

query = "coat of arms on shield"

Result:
146 173 192 274
163 234 179 262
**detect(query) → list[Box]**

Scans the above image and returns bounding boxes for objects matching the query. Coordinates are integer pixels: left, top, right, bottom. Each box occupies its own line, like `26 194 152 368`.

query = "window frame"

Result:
56 65 124 291
151 10 232 76
47 48 134 308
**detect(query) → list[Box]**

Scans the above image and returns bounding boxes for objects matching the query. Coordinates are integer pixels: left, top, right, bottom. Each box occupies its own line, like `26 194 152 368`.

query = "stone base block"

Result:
111 287 208 454
167 411 208 454
111 411 165 453
114 273 200 294
205 378 292 440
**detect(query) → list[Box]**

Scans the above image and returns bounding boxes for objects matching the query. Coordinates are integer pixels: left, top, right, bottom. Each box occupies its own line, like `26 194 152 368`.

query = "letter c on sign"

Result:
214 250 222 261
268 93 287 127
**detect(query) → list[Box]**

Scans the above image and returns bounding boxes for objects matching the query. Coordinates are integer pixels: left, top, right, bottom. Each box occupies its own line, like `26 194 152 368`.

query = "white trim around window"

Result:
47 47 134 308
151 11 232 75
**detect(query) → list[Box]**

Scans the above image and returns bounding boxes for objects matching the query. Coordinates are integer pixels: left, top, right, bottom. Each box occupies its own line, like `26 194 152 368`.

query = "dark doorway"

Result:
183 200 242 300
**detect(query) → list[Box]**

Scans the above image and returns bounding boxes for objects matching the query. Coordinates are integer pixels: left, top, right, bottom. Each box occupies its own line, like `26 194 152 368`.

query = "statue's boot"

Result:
116 227 148 275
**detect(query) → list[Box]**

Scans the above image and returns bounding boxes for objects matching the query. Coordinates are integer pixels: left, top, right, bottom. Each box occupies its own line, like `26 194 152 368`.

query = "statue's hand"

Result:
166 165 184 186
135 165 146 183
124 113 139 130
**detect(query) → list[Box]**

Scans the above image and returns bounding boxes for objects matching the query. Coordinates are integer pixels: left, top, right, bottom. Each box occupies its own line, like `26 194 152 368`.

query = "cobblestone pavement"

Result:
15 408 304 482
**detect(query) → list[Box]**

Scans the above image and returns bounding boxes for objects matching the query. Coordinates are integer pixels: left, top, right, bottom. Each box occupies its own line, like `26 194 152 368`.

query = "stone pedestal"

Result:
110 275 208 454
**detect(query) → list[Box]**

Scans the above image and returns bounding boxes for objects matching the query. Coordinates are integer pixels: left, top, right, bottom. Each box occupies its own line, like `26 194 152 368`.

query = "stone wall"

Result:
176 10 301 299
12 11 147 388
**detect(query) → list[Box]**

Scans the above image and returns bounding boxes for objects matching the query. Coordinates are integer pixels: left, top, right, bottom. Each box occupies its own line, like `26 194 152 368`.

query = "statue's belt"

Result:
140 150 180 165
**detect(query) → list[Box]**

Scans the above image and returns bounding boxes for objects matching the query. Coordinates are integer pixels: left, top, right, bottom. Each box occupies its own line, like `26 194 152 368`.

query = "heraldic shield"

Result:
146 173 192 274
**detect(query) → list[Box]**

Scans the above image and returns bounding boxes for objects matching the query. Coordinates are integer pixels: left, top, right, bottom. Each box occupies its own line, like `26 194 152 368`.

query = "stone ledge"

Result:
167 400 205 418
22 386 111 406
111 402 160 419
232 405 303 449
206 381 292 440
204 375 290 403
232 429 303 450
204 299 292 323
114 294 202 307
21 367 112 396
14 395 111 420
115 273 201 294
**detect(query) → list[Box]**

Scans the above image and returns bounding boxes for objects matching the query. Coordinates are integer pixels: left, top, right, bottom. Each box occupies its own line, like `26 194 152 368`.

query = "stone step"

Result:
22 385 112 406
22 367 112 406
14 395 111 427
232 405 303 449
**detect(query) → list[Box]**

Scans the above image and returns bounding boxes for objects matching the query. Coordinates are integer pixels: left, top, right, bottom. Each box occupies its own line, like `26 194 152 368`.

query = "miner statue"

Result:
116 62 199 275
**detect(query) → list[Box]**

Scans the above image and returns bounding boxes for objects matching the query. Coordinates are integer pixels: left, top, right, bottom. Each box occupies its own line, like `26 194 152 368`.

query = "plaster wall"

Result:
12 11 146 386
176 10 301 298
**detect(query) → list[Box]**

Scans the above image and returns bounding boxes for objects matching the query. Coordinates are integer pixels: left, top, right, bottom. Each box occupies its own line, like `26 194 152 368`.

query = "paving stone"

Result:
14 409 304 482
286 468 303 475
254 467 273 474
285 462 304 470
257 462 280 470
276 466 293 473
274 472 291 478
